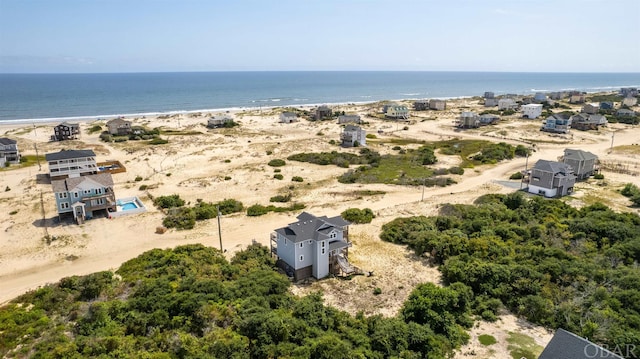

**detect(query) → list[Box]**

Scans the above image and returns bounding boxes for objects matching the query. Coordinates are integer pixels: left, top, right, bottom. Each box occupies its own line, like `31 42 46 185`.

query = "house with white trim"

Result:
51 173 116 223
45 149 98 180
528 160 576 198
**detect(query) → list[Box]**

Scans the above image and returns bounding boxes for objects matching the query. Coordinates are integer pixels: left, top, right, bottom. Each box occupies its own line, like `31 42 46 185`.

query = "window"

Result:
299 242 303 248
321 248 326 255
299 255 304 262
321 241 325 248
308 240 312 245
96 188 102 194
84 189 91 194
60 202 69 209
58 192 68 199
73 192 79 198
330 232 337 239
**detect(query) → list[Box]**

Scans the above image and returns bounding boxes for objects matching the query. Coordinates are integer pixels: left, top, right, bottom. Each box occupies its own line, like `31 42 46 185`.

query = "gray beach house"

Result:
527 160 576 198
562 148 598 180
45 149 98 180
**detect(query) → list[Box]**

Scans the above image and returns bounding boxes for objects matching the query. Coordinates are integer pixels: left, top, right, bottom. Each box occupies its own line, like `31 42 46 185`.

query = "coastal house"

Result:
338 114 362 124
616 109 636 118
0 138 20 166
106 118 133 135
570 113 607 131
541 114 571 134
562 148 598 180
384 104 409 120
549 91 567 100
581 103 600 114
315 105 333 121
600 101 614 110
279 112 299 123
207 115 234 128
479 114 500 125
534 92 548 103
620 87 638 98
51 173 116 224
341 125 366 147
271 212 358 281
429 99 446 111
569 93 586 104
539 328 623 359
457 112 479 128
484 98 498 107
53 122 80 141
484 92 495 99
413 100 430 111
622 97 638 107
528 160 576 198
498 98 518 111
45 149 98 180
521 104 543 119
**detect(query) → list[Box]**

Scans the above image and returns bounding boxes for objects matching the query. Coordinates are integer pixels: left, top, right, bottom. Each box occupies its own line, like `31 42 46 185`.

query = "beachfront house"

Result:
570 113 607 131
534 92 548 103
478 114 500 125
484 92 495 99
45 149 98 180
581 103 600 114
620 87 638 98
528 160 576 198
484 98 498 107
413 100 430 111
539 328 623 359
569 94 586 104
53 122 80 141
384 104 409 120
51 173 116 224
457 112 479 128
429 99 446 111
271 212 358 281
0 138 20 166
279 112 299 123
622 97 638 107
549 91 567 100
562 148 598 180
522 104 543 119
106 118 133 135
315 106 333 121
207 115 234 128
498 98 518 111
338 114 362 124
541 114 572 134
600 101 614 110
340 125 366 147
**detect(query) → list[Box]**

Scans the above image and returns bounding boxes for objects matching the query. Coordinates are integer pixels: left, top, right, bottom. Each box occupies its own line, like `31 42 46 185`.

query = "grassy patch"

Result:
506 332 543 359
478 334 497 346
159 129 202 136
611 145 640 155
0 155 45 171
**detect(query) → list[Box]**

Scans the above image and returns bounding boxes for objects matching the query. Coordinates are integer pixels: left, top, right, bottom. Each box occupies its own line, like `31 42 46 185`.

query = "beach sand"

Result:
1 97 639 358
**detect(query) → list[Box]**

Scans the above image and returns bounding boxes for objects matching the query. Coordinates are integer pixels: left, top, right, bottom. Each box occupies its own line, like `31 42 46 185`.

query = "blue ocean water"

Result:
0 71 638 123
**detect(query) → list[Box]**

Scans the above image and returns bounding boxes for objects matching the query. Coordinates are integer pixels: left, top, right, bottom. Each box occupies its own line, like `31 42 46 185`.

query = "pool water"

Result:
121 202 138 210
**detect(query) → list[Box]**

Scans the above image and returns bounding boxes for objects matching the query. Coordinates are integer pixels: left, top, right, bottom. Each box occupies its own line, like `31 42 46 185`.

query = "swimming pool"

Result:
121 202 138 210
111 197 147 218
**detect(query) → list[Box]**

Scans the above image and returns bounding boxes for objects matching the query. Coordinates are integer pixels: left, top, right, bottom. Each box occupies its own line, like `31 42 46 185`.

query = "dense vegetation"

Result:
0 244 473 358
621 183 640 206
246 203 306 216
288 148 380 168
153 195 244 230
341 208 375 224
380 193 640 352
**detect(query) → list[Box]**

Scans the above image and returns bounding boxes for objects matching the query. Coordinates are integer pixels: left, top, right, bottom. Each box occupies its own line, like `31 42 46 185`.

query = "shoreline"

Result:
0 87 629 125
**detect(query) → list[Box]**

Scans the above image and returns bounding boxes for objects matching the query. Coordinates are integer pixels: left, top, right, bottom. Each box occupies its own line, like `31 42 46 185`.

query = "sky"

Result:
0 0 639 73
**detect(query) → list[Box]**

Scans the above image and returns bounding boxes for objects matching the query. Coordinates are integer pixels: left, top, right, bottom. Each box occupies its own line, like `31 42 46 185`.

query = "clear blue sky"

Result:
0 0 638 73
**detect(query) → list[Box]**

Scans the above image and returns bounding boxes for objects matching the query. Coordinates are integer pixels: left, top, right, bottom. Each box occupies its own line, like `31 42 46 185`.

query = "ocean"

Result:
0 71 638 123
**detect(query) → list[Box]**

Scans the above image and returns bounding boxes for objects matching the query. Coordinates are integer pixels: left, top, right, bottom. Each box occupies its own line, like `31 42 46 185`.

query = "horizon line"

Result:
2 70 640 75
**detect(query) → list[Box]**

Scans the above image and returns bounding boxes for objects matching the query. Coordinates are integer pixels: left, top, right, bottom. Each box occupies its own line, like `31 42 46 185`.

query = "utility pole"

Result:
34 143 41 171
217 205 223 252
520 149 530 190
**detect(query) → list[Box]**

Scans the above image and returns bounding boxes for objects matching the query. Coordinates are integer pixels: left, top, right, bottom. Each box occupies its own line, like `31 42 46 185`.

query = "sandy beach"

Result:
1 96 639 357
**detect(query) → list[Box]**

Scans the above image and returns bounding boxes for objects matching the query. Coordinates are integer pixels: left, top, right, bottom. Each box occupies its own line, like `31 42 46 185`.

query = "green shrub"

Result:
593 173 604 180
148 137 169 145
341 208 375 224
292 176 304 182
373 287 382 295
247 204 270 217
134 175 143 182
224 159 231 163
162 207 196 229
224 176 232 181
448 167 464 175
99 133 113 142
268 159 286 167
153 194 185 209
478 334 497 345
392 146 402 151
274 174 284 180
9 210 18 215
138 185 148 191
274 169 281 173
621 183 640 197
509 172 524 180
266 150 273 155
88 124 102 134
270 194 292 203
217 198 244 214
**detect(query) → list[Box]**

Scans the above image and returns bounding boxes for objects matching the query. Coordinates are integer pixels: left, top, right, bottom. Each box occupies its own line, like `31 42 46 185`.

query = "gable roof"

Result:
564 149 598 162
0 138 17 145
275 212 350 243
51 173 114 193
107 118 131 126
532 159 573 174
539 328 623 359
45 149 96 161
57 122 79 128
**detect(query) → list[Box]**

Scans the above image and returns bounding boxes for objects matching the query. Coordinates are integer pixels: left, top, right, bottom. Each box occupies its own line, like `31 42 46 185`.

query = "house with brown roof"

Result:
51 173 116 223
315 105 333 120
106 118 133 135
271 212 358 281
53 122 80 141
570 113 607 131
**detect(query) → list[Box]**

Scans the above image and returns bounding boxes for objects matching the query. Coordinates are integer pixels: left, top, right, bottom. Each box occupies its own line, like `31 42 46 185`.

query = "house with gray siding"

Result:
106 118 133 135
337 114 361 124
541 114 572 134
207 115 234 128
53 122 80 141
528 160 576 198
51 173 116 223
0 138 20 165
622 96 638 107
315 106 333 120
279 112 299 123
271 212 357 281
457 112 479 128
429 99 446 111
562 149 598 180
570 113 607 131
581 103 600 114
341 125 366 147
413 100 430 111
498 98 518 110
479 114 500 125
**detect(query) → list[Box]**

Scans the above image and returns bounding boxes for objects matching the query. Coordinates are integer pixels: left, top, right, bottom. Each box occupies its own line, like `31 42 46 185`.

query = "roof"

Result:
344 124 362 132
564 149 598 162
107 118 131 125
281 112 297 117
57 122 79 127
51 173 114 193
522 104 543 108
45 149 96 161
532 159 573 174
274 212 350 243
0 138 17 145
539 328 623 359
